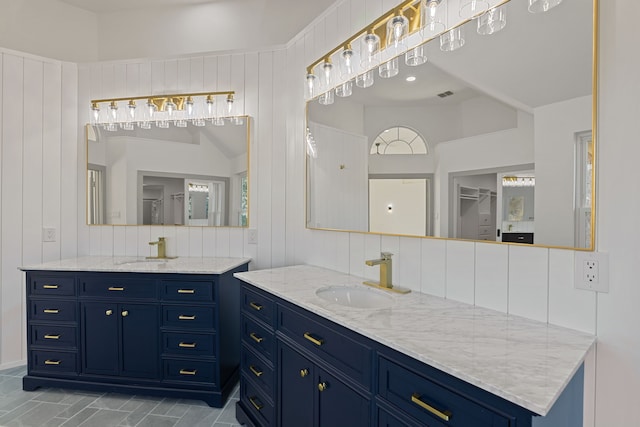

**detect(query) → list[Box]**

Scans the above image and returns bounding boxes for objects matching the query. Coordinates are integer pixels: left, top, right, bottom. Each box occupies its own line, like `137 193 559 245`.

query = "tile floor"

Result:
0 366 242 427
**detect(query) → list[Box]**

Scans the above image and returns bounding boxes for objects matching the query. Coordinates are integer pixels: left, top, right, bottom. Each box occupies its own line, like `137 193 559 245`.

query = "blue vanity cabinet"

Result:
24 263 248 408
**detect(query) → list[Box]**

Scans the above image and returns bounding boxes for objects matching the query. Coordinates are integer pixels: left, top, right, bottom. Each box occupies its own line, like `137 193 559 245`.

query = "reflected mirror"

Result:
87 118 249 226
306 0 595 249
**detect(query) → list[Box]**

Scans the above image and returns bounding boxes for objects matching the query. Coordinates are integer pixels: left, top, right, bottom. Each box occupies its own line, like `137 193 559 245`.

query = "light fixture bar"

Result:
305 0 420 74
90 91 234 108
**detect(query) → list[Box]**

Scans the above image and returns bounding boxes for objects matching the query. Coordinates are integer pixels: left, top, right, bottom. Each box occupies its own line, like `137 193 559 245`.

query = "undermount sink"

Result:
315 285 395 309
113 257 172 265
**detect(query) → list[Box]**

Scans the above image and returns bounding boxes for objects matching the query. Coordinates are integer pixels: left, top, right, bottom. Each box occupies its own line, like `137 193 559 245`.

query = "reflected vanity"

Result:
306 0 596 250
86 117 250 227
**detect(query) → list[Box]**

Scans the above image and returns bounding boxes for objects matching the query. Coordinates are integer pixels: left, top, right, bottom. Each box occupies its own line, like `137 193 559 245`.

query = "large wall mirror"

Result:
87 118 249 226
306 0 596 249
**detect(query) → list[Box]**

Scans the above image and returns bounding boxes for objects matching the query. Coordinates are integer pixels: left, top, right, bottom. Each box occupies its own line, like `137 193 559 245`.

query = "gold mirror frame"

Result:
305 0 598 251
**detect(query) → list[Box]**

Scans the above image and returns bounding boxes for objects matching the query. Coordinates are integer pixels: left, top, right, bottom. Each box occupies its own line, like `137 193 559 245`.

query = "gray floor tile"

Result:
77 409 129 426
60 407 100 427
89 393 135 410
5 402 72 427
136 414 181 427
174 406 223 427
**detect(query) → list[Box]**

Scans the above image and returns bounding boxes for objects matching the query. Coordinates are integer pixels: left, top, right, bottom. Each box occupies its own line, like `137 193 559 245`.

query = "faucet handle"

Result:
381 252 393 260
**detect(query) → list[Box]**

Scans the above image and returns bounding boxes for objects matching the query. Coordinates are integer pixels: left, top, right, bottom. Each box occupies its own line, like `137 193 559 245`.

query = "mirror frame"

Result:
305 0 598 251
85 116 251 228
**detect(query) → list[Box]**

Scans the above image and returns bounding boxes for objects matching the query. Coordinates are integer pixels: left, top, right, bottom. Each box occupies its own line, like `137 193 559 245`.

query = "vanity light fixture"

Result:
502 176 535 187
306 0 560 104
89 91 239 130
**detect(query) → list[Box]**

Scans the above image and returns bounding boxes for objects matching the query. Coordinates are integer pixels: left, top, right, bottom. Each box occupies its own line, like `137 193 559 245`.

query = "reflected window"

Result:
575 131 593 247
371 126 427 155
240 173 248 226
87 164 105 225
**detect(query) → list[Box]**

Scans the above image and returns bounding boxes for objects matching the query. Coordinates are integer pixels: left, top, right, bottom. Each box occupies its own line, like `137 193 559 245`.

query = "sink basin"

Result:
113 258 171 266
315 286 394 309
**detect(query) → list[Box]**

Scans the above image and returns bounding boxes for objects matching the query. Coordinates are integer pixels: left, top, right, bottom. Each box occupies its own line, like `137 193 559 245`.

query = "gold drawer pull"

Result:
249 332 264 343
44 334 61 340
249 302 263 311
411 393 452 422
108 286 125 291
178 315 196 321
178 289 195 294
43 284 59 289
249 396 263 411
44 360 61 365
300 368 309 378
43 309 59 314
179 369 197 376
249 365 264 377
303 332 324 346
318 382 328 392
179 342 197 348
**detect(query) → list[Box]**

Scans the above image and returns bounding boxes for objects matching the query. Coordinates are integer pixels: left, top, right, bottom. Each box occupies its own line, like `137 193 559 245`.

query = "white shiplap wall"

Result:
0 48 78 368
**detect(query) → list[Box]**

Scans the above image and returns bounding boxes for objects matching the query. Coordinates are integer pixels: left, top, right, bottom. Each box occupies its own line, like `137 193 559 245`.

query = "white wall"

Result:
534 95 592 247
0 1 638 426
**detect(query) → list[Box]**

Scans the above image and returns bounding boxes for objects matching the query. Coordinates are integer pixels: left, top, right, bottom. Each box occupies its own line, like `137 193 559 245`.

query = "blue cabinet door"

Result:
279 341 314 427
121 304 158 378
82 302 119 376
317 367 370 427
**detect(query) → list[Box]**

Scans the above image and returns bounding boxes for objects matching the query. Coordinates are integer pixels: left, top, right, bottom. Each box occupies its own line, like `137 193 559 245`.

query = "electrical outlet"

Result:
248 229 258 244
575 252 609 292
43 227 57 242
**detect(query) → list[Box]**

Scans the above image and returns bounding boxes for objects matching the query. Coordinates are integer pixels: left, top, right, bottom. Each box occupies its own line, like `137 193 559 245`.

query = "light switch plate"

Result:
248 229 258 244
43 227 57 242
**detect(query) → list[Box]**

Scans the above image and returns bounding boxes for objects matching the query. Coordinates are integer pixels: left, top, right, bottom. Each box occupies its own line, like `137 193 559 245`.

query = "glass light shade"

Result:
121 122 134 131
206 96 215 117
156 120 169 129
146 99 156 119
185 97 194 118
108 101 118 122
440 27 465 52
233 116 244 125
127 100 136 120
165 100 176 119
318 89 335 105
175 119 188 128
360 32 381 69
386 14 409 51
214 117 225 126
405 45 428 66
340 48 357 79
226 95 234 116
305 73 317 99
335 80 353 98
139 121 152 130
379 57 400 79
421 0 445 38
528 0 562 13
193 118 206 127
477 6 506 35
459 0 489 19
321 60 334 90
91 103 100 124
355 70 375 88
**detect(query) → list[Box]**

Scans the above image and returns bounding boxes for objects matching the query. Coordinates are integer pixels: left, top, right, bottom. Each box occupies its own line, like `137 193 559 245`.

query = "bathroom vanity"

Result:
234 265 595 427
21 256 250 407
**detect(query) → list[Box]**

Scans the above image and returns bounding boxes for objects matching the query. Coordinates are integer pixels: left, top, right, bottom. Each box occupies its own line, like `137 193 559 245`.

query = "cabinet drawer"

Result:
278 305 372 388
30 275 76 296
30 300 77 322
501 232 534 244
162 305 215 330
242 285 275 328
241 344 274 397
161 280 214 302
30 325 77 348
162 332 215 357
378 357 509 427
163 359 216 384
79 277 157 299
242 316 275 362
479 213 491 225
241 375 275 427
478 226 492 235
31 350 78 375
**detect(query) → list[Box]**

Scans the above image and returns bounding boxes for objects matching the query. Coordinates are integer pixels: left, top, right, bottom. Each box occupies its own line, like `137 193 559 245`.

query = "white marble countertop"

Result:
235 265 596 416
20 256 251 275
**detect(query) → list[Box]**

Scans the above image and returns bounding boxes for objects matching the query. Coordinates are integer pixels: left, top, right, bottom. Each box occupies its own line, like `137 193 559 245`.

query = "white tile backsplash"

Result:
445 240 476 304
475 243 509 312
420 238 447 297
508 245 549 322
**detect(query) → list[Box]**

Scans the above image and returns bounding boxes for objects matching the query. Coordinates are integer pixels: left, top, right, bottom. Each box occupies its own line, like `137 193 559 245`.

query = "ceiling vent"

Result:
437 90 454 98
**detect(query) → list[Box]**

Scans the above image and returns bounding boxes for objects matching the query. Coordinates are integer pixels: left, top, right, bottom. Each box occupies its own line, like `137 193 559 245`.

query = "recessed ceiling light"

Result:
406 76 416 82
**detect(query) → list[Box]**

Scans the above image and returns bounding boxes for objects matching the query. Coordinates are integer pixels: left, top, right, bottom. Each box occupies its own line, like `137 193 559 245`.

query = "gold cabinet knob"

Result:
318 382 328 392
300 369 309 378
105 310 113 316
121 310 129 317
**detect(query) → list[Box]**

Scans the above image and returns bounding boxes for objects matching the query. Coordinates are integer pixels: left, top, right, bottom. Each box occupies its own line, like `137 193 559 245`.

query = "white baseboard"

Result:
0 359 27 372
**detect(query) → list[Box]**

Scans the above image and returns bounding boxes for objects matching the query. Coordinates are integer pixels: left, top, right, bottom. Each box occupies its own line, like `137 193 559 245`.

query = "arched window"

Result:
370 126 427 155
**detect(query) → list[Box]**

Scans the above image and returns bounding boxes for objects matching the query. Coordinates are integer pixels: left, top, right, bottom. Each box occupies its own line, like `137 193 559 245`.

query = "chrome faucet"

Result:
364 252 410 294
148 237 175 259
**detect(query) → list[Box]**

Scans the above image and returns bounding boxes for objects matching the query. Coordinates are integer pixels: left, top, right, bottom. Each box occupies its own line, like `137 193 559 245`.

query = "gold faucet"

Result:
364 252 410 294
147 237 176 259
